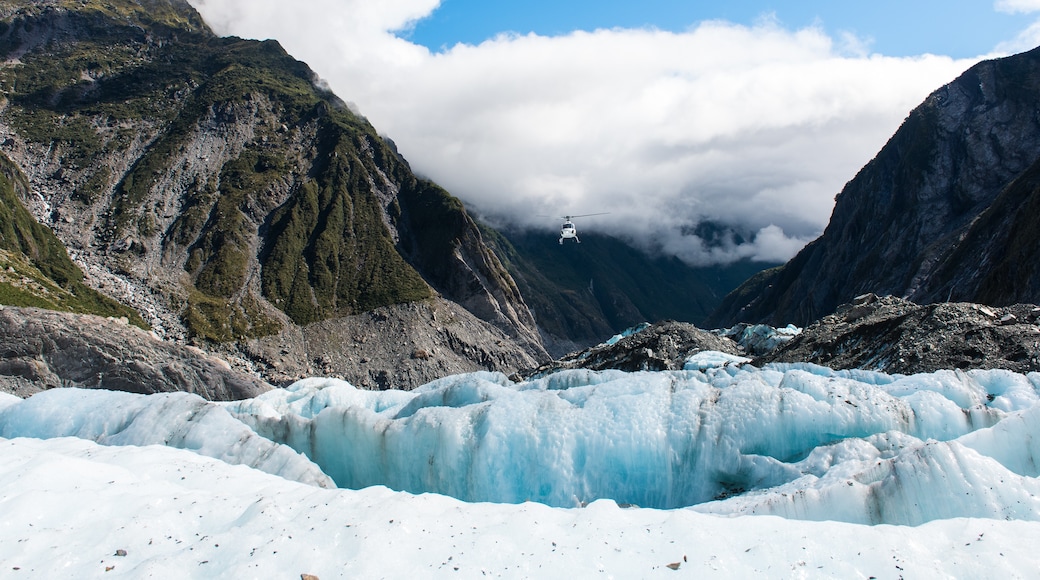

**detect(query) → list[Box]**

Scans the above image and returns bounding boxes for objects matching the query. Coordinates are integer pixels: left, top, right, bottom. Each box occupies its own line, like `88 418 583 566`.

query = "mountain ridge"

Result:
707 46 1040 327
0 0 549 386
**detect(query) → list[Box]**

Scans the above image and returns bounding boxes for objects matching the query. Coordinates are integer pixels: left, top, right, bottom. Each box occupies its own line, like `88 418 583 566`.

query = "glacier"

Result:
5 358 1040 519
220 363 1040 520
5 436 1039 578
4 356 1040 576
0 387 333 488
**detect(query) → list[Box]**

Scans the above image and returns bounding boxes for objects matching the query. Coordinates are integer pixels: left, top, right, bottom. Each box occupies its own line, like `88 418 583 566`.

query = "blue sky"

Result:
405 0 1034 58
192 0 1040 264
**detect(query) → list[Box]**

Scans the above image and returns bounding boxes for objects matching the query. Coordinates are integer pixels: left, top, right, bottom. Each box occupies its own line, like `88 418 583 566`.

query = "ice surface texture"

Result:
5 358 1040 525
219 361 1040 521
6 436 1040 578
0 388 333 488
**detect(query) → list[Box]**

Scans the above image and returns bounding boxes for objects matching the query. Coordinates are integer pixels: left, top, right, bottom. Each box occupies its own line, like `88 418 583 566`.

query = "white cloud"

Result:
995 19 1040 54
996 0 1040 14
994 0 1040 56
187 0 977 265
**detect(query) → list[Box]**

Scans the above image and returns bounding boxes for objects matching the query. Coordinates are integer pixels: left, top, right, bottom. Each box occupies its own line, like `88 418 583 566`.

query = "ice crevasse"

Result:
216 360 1040 521
4 358 1040 525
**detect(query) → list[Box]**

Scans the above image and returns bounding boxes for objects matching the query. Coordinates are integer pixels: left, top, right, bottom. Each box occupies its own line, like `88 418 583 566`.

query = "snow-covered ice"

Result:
3 436 1040 578
4 356 1040 577
0 388 333 488
684 350 751 369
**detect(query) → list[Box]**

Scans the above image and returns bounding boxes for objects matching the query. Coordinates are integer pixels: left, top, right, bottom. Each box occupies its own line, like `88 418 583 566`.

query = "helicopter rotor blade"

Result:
560 212 610 219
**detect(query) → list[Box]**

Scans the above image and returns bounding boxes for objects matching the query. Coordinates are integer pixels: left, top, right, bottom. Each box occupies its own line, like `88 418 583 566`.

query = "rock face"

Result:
233 297 543 389
0 306 270 400
520 320 743 377
708 47 1040 328
0 150 144 324
0 0 549 384
755 294 1040 374
517 295 1040 379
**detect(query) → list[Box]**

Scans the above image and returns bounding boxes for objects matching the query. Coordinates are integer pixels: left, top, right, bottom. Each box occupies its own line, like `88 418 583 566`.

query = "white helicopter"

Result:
555 213 609 244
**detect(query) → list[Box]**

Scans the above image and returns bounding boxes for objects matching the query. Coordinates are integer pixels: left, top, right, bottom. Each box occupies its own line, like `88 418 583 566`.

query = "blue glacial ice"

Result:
5 355 1040 525
684 350 751 369
603 322 651 346
220 359 1040 519
720 323 802 355
0 388 333 488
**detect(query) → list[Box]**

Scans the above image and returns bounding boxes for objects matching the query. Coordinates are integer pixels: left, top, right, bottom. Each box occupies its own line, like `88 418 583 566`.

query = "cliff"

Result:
707 47 1040 327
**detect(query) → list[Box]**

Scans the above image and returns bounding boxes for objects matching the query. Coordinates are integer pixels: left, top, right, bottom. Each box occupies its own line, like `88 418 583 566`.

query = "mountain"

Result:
482 226 773 355
707 46 1040 328
0 0 549 386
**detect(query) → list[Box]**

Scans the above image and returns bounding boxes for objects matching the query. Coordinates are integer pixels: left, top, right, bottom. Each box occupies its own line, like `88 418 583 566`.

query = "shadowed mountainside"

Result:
708 47 1040 328
483 226 773 355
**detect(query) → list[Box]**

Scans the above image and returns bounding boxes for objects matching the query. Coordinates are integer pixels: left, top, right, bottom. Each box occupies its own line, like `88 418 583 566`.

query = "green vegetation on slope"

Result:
0 1 434 341
0 0 211 33
0 153 145 325
261 131 431 326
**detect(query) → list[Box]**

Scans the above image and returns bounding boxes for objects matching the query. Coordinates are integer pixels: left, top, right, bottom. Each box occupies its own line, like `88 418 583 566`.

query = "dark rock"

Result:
237 298 543 390
0 307 270 400
519 321 743 378
755 294 1040 374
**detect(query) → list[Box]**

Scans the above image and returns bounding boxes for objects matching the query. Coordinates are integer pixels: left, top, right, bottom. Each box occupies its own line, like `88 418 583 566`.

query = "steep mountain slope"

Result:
707 46 1040 328
0 0 547 384
0 149 142 324
483 226 772 354
919 154 1040 304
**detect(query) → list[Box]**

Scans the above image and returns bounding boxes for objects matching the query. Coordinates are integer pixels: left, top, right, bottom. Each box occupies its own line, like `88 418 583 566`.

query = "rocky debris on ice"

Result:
520 294 1040 378
518 320 743 378
756 294 1040 374
235 297 545 390
0 306 270 400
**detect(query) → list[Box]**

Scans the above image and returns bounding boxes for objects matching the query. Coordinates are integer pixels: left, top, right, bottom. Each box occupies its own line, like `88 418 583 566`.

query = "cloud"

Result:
187 0 976 265
996 0 1040 14
995 19 1040 54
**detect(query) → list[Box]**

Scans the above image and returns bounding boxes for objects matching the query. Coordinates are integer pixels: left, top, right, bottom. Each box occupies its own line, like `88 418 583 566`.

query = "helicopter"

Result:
555 213 609 244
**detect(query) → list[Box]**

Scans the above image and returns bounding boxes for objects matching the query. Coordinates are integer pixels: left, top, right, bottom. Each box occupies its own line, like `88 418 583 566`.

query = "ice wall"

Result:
0 388 333 488
225 361 1040 514
6 359 1040 524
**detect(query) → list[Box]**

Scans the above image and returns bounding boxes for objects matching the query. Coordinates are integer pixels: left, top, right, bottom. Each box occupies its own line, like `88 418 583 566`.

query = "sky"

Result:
186 0 1040 265
405 0 1035 58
